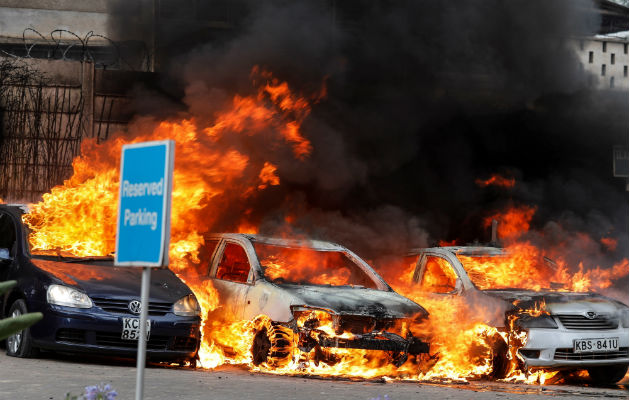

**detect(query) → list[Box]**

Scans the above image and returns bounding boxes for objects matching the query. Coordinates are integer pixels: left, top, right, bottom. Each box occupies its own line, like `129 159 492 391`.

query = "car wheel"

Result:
587 364 629 385
488 332 510 379
6 299 38 358
251 321 294 368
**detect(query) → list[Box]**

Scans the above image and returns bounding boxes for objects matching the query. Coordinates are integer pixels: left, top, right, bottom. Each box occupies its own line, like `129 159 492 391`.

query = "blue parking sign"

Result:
115 140 175 267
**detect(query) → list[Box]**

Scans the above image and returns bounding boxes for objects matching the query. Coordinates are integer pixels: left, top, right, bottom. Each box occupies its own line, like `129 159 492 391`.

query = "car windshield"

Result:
254 243 379 289
24 224 114 261
456 252 566 291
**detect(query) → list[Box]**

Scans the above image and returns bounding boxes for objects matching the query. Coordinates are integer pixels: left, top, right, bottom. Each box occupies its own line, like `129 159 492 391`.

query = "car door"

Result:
0 211 17 314
209 240 253 321
413 253 462 297
0 212 16 281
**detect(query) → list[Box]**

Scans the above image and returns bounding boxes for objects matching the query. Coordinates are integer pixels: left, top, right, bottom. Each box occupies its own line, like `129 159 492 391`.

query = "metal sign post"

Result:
135 266 151 400
115 140 175 400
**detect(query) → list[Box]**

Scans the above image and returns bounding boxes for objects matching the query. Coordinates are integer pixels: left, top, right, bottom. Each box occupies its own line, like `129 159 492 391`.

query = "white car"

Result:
405 246 629 384
199 234 430 367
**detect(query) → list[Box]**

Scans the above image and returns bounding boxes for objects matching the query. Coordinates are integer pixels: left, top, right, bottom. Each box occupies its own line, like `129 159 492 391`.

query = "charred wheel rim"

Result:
251 323 294 368
251 327 272 366
7 308 23 354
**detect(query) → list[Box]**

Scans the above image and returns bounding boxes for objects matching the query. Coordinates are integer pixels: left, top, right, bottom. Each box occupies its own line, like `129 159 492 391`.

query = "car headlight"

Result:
620 310 628 328
173 294 201 317
47 284 93 308
516 314 558 329
291 306 336 331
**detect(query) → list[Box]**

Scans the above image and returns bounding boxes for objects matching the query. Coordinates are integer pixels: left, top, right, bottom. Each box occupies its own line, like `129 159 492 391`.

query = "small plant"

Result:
0 280 42 341
65 383 118 400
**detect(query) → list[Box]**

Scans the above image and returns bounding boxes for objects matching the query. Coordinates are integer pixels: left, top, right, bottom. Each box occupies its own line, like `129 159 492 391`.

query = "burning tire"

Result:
587 364 629 385
251 320 295 368
488 331 510 379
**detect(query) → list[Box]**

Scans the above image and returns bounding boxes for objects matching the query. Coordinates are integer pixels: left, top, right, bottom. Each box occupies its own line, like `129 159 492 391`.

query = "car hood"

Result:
483 289 628 315
277 284 427 319
31 258 192 303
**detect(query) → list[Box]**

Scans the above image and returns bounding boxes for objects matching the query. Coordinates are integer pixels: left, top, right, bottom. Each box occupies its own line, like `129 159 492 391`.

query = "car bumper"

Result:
30 305 200 361
318 331 429 355
519 327 629 369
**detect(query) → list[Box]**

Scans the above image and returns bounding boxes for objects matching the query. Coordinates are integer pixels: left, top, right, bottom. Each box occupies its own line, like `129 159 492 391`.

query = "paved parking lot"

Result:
0 352 627 400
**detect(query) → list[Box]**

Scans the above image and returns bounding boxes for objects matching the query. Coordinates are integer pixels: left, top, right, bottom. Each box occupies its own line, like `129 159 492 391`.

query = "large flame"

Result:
16 64 627 386
384 204 627 383
22 66 323 373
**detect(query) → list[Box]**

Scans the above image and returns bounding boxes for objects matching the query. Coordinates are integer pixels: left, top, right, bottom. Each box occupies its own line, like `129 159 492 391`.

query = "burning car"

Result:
404 245 629 384
199 233 430 368
0 205 201 363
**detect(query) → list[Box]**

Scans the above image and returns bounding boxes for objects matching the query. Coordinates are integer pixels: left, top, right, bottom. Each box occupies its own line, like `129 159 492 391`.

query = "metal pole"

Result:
135 266 151 400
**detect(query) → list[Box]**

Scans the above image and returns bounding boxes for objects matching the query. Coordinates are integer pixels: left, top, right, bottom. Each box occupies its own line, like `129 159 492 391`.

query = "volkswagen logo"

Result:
128 300 142 315
585 311 597 320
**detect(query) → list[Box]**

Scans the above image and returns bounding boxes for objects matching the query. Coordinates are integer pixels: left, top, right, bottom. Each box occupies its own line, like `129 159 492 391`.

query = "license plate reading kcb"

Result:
573 337 618 353
122 318 151 341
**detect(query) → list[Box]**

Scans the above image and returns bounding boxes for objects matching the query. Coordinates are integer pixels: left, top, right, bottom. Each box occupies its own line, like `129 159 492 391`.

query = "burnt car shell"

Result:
201 233 429 365
406 245 629 382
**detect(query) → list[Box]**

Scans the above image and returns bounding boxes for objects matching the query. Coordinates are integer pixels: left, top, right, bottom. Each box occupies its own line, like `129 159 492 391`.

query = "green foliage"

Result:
0 280 17 295
0 280 43 341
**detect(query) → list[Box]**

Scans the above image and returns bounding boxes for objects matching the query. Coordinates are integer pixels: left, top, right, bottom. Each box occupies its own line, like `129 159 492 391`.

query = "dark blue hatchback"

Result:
0 205 201 364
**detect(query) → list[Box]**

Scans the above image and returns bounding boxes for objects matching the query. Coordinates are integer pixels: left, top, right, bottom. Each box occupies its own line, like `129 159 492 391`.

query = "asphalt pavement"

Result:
0 351 627 400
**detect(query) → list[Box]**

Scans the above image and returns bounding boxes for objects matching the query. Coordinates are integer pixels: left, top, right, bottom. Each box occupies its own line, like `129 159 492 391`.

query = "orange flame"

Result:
475 175 516 188
484 205 536 239
601 237 618 251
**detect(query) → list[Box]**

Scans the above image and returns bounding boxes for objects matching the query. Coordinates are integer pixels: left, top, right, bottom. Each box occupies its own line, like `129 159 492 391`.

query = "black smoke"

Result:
110 1 627 292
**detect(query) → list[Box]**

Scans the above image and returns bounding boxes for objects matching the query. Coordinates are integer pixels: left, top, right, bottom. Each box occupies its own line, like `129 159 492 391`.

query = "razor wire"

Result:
0 28 151 72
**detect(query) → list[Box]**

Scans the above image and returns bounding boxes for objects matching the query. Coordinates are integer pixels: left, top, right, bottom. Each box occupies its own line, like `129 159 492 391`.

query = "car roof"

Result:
205 233 348 251
408 246 506 257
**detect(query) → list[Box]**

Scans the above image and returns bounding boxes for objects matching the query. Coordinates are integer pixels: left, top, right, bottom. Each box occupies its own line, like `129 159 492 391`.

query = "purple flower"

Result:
83 383 117 400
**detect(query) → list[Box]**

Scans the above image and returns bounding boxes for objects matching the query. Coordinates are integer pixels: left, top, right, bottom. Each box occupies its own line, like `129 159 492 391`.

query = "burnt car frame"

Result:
199 233 429 367
0 205 201 363
406 245 629 384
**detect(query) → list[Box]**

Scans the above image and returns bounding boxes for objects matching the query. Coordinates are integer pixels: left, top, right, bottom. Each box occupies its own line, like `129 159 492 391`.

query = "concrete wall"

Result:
0 0 145 43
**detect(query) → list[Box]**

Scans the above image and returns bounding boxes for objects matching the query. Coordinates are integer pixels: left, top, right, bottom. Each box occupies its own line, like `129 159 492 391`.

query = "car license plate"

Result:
122 318 151 341
573 337 618 353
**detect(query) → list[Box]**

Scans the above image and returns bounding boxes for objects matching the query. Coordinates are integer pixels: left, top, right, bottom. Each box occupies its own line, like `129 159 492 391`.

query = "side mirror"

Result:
0 248 11 261
454 278 463 293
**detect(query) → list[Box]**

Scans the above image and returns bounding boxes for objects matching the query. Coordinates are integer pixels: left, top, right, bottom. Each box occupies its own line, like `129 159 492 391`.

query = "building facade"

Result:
576 32 629 90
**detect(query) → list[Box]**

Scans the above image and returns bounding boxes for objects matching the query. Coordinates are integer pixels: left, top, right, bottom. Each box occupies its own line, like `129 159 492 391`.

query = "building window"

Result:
589 51 594 63
602 41 607 52
625 43 628 54
624 65 628 78
611 53 615 65
579 40 584 50
610 77 614 89
601 64 606 76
